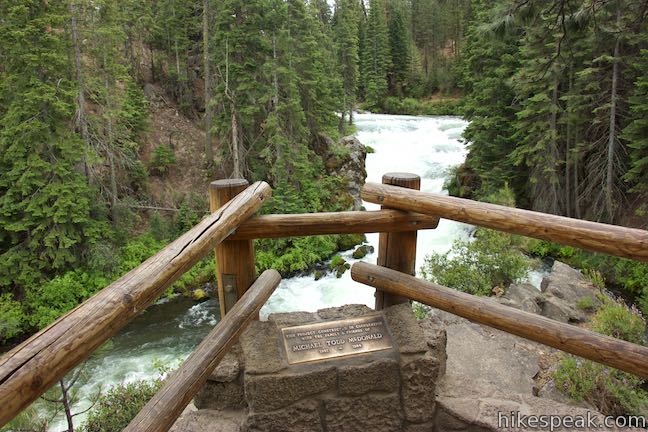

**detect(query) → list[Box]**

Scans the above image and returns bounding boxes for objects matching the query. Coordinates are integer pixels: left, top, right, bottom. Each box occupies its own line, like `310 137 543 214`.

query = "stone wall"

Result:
180 304 446 432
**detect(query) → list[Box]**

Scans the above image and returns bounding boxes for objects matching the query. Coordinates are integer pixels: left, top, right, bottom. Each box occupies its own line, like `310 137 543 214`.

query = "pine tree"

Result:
510 5 569 216
0 0 107 293
387 0 411 96
459 0 524 200
623 49 648 192
364 0 390 109
333 0 360 126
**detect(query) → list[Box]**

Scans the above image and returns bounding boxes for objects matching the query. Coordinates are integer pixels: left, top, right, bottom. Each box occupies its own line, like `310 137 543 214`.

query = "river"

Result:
46 113 533 430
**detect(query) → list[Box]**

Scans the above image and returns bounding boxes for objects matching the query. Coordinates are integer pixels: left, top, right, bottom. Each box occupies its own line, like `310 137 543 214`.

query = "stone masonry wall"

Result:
191 304 446 432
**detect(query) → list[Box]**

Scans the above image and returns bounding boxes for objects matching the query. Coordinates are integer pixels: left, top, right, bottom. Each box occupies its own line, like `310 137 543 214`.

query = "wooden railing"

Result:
1 172 648 430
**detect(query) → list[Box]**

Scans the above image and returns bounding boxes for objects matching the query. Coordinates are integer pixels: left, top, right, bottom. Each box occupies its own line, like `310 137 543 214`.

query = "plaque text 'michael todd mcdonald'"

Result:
281 315 393 364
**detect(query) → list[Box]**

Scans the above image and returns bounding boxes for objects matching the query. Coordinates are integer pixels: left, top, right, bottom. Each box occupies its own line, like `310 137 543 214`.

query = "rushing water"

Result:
46 113 490 430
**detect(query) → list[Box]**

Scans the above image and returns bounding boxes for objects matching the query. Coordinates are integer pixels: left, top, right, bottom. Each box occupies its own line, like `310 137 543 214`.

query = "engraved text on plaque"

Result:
281 315 393 364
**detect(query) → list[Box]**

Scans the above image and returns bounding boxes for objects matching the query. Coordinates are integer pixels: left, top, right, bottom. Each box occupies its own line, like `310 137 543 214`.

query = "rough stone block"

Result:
244 400 323 432
241 320 287 375
324 394 403 432
384 303 428 354
194 378 246 411
338 358 399 396
170 410 244 432
401 353 440 423
245 367 337 411
209 351 240 383
317 304 374 320
403 422 434 432
268 311 318 326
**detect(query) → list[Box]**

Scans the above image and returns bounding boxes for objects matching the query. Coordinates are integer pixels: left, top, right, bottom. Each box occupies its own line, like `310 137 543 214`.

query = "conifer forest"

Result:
2 0 648 372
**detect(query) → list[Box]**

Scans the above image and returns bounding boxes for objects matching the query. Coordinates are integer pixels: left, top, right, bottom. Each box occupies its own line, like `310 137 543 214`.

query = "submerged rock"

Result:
191 288 209 302
352 245 375 259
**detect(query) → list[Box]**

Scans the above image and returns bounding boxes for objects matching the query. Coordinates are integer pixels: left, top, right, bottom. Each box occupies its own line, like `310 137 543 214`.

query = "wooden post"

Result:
209 179 257 318
375 172 420 310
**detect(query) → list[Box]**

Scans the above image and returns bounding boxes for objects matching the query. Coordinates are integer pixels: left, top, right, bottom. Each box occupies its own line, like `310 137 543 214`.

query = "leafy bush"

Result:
378 96 463 116
25 270 110 329
575 296 598 312
256 236 339 275
149 144 176 176
421 228 532 296
80 379 162 432
0 293 25 343
591 300 646 345
554 300 648 416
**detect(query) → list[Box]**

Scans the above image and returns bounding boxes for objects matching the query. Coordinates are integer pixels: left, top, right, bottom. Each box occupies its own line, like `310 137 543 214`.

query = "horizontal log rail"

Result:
125 269 282 432
351 262 648 379
226 209 439 240
362 182 648 263
0 182 272 427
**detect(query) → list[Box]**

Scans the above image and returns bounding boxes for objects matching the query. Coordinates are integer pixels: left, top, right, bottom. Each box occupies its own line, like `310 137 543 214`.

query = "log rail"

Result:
2 172 648 429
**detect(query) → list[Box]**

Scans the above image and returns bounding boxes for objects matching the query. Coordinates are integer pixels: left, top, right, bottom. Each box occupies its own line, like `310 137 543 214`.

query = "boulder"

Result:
312 134 367 211
170 409 244 432
501 283 543 314
541 261 602 307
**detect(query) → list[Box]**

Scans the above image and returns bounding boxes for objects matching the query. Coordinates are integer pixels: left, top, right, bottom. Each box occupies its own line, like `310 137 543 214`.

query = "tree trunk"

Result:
69 1 90 179
60 380 74 432
203 0 213 166
231 110 241 178
548 72 561 215
605 6 621 221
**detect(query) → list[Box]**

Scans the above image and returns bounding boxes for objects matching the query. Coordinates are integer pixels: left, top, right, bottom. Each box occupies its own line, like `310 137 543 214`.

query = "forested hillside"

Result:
0 0 468 344
2 0 648 347
458 0 648 225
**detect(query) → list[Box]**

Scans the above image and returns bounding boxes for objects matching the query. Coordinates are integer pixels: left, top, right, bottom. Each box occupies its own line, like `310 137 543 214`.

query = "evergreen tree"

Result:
459 0 524 200
387 0 411 96
0 0 107 294
623 49 648 192
333 0 360 126
364 0 390 108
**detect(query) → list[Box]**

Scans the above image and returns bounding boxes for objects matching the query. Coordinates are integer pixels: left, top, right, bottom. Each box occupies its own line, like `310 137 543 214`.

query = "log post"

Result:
209 179 257 317
375 172 420 310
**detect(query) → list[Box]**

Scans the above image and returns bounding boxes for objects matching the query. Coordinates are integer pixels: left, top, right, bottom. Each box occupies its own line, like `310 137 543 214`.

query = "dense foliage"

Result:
458 0 648 223
80 379 162 432
554 298 648 416
421 227 533 296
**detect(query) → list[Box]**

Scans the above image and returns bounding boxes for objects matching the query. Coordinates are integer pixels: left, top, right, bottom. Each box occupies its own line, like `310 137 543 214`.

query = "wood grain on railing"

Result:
376 173 420 309
227 210 439 240
0 182 272 428
352 262 648 379
125 269 281 432
362 183 648 263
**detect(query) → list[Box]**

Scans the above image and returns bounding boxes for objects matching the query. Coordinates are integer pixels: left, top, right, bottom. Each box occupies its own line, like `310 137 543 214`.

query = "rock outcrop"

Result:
311 133 367 210
497 261 601 323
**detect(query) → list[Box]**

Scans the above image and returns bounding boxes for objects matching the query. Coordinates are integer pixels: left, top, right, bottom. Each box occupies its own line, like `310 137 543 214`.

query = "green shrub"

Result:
421 228 532 296
255 235 339 275
575 296 598 312
591 300 646 345
554 300 648 416
25 270 110 329
329 254 346 270
80 379 162 432
365 145 375 154
0 293 25 343
149 144 176 176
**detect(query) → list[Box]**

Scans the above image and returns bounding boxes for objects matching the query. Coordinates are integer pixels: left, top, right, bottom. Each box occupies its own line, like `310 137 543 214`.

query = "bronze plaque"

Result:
281 315 393 364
